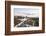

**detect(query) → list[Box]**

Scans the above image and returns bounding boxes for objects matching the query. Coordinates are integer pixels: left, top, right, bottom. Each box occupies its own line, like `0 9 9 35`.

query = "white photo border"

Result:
11 5 42 31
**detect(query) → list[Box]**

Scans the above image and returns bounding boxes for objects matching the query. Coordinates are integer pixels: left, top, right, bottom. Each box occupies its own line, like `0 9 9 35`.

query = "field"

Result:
14 16 39 27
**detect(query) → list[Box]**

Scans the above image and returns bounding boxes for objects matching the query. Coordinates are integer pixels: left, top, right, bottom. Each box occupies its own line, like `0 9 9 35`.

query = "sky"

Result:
14 8 39 17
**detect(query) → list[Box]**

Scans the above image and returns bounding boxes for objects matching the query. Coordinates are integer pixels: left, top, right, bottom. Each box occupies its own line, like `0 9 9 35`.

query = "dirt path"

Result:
15 18 29 27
